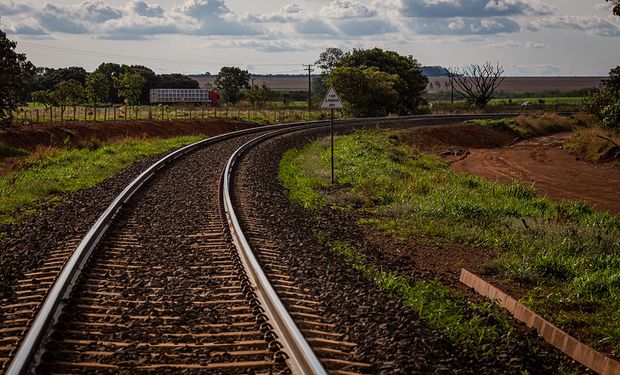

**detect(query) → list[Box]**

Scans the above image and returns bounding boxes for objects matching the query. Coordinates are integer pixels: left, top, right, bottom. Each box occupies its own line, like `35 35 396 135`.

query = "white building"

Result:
150 89 211 104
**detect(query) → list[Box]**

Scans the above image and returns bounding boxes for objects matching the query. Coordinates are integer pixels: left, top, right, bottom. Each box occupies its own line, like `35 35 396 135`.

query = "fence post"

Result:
113 107 117 122
104 107 107 121
50 107 53 126
36 109 39 123
201 106 204 120
161 106 164 121
135 106 138 120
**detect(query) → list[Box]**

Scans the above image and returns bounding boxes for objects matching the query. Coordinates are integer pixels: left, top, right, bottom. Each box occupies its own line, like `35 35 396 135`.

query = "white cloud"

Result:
174 0 262 35
126 0 165 18
484 40 549 48
397 0 554 18
412 16 521 35
527 15 620 37
205 39 313 52
320 0 377 19
0 1 32 15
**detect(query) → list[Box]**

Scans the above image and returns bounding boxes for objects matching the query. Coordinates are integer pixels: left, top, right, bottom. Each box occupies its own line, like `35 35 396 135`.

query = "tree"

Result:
327 67 400 117
31 90 56 108
92 63 124 103
244 84 274 109
215 67 251 105
314 47 346 99
315 48 345 74
607 0 620 16
116 72 146 106
448 63 505 108
86 71 110 106
154 74 200 89
124 65 156 104
39 67 88 91
0 25 36 125
336 48 428 114
605 66 620 91
52 80 85 116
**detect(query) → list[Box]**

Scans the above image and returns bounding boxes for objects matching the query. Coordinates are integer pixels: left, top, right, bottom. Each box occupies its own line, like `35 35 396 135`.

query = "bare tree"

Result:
448 62 505 108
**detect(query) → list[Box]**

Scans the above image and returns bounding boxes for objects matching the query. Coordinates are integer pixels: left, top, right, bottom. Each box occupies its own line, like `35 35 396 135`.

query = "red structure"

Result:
208 91 221 107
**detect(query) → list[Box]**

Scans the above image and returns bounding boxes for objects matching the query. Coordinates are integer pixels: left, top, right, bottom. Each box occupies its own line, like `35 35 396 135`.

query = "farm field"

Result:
193 75 606 93
280 122 620 362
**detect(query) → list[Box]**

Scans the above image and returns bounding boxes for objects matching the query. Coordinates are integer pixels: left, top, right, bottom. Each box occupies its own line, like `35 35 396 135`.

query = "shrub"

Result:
601 101 620 129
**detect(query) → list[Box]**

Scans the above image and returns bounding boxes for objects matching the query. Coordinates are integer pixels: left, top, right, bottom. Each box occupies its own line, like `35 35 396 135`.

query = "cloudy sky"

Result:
1 0 619 76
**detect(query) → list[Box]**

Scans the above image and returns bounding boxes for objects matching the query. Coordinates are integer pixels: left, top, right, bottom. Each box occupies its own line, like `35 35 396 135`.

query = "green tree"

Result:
39 67 88 91
314 47 346 98
52 80 85 117
154 74 200 89
0 25 36 125
215 67 251 105
605 66 620 91
116 72 146 106
336 48 428 115
327 67 399 117
92 63 124 103
608 0 619 16
86 71 110 106
124 65 156 104
244 84 274 109
31 90 56 108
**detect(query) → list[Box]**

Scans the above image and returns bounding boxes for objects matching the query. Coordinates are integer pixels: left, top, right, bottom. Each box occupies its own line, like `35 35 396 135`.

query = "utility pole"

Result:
303 64 314 113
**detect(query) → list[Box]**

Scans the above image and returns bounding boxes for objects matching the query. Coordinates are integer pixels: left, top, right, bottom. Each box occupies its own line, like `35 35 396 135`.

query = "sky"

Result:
1 0 619 76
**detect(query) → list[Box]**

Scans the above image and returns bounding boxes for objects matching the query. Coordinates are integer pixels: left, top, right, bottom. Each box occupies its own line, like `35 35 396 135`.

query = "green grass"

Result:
279 129 620 355
467 113 575 138
316 233 519 360
0 143 29 158
0 135 205 225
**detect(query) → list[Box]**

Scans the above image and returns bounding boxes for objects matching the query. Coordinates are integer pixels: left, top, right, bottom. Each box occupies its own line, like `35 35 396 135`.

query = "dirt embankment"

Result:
399 124 620 216
0 120 259 175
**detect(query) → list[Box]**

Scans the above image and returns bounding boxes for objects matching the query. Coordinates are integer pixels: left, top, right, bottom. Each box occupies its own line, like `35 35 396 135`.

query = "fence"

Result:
8 105 342 126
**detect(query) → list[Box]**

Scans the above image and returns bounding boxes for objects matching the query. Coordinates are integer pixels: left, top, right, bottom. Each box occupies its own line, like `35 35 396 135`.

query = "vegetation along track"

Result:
2 114 522 374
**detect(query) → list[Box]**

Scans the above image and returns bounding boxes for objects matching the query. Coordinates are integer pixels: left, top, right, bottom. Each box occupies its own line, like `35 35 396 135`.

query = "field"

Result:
192 75 606 94
279 122 620 361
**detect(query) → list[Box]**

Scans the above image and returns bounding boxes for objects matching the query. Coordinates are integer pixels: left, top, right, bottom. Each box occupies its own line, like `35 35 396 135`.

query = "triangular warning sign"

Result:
320 87 343 109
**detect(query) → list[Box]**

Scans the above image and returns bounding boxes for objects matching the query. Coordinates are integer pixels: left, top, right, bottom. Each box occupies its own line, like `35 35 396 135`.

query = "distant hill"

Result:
421 66 450 77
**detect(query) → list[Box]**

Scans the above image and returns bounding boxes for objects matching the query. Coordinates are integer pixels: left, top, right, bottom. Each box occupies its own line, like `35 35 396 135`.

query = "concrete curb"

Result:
459 268 620 375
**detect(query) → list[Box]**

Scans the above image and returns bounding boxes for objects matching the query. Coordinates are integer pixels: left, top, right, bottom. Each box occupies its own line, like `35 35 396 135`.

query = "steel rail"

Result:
222 122 330 375
6 113 526 374
5 121 330 375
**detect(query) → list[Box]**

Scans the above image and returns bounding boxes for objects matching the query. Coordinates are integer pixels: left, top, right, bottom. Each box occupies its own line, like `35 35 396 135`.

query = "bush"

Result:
601 101 620 129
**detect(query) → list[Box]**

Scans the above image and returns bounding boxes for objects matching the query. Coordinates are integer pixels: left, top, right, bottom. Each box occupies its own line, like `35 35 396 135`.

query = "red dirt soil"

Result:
0 120 259 175
452 133 620 216
398 124 620 216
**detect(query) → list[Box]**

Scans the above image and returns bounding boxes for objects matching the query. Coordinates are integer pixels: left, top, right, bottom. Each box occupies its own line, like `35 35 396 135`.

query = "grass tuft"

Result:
0 142 29 158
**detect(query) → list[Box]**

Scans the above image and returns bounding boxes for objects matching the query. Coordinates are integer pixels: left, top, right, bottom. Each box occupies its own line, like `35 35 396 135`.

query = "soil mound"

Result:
396 123 518 151
0 120 258 152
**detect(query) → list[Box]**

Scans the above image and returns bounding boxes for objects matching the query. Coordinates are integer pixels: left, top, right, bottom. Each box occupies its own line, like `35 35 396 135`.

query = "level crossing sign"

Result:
320 87 343 109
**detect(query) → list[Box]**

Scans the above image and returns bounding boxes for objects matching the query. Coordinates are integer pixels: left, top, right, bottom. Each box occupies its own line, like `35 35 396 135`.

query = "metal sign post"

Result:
320 87 343 184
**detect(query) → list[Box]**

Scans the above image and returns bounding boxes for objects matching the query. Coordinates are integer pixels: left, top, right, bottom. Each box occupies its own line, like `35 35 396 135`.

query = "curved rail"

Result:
6 113 526 374
5 121 327 375
222 123 329 375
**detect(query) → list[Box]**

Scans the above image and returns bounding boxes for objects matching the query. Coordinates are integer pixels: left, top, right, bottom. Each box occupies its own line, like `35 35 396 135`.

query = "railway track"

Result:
1 115 522 374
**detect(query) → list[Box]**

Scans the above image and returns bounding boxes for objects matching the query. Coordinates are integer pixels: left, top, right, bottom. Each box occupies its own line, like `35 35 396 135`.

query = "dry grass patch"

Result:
512 113 575 138
565 127 620 162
